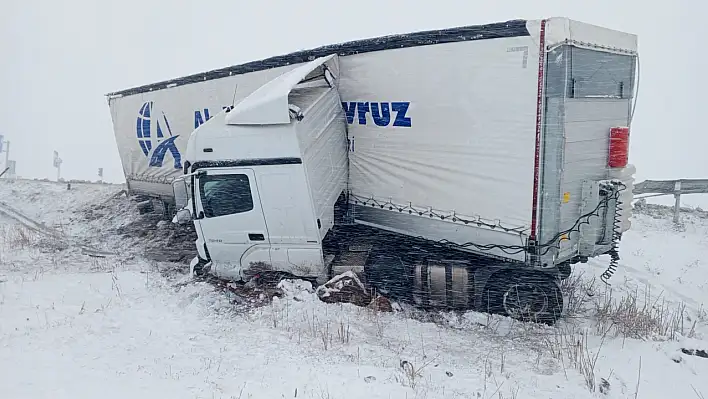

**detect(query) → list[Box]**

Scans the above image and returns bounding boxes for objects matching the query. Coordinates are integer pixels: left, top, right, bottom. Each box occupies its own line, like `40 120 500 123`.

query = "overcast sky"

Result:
1 0 706 206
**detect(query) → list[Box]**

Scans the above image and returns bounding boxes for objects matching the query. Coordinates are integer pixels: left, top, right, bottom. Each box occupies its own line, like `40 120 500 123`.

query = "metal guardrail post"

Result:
634 178 708 226
674 180 681 224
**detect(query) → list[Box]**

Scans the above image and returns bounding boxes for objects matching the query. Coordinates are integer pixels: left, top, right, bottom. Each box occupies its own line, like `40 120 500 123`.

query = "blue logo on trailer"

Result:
194 106 234 129
341 102 412 127
136 102 182 169
194 108 212 129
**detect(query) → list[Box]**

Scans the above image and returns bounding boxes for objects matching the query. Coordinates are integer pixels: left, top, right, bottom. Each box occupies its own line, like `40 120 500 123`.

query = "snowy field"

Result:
0 179 707 399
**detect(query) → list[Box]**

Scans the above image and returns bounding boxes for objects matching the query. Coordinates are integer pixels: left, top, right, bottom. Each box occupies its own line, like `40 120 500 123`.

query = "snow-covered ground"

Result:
0 179 706 399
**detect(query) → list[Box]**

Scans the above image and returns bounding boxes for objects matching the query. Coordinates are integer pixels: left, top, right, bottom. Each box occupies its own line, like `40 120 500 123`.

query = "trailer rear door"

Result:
539 45 637 264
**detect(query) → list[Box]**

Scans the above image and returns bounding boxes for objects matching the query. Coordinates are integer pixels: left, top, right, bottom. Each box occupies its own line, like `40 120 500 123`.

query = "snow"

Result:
0 179 120 232
0 179 707 398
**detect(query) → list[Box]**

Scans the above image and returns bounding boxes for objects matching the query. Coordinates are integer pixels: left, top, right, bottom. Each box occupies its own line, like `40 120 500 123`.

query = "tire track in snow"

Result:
588 257 704 313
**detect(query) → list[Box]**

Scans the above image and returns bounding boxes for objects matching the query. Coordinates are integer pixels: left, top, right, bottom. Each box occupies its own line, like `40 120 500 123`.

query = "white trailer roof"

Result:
528 18 638 54
105 20 531 98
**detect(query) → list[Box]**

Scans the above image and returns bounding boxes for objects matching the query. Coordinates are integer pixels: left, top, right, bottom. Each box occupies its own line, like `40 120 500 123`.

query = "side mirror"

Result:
172 208 192 225
172 178 189 210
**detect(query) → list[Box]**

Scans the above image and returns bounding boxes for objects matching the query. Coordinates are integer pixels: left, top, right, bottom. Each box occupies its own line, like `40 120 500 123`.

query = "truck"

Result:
107 18 638 323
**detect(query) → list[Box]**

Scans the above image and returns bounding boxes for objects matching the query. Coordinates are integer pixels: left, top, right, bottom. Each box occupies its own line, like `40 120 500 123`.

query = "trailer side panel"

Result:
344 34 540 259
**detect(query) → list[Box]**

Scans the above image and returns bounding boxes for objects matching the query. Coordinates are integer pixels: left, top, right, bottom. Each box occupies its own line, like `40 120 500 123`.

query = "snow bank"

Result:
0 180 706 398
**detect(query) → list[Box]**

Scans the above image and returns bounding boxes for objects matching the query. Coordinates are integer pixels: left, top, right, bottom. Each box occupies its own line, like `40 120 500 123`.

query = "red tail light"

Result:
608 127 630 168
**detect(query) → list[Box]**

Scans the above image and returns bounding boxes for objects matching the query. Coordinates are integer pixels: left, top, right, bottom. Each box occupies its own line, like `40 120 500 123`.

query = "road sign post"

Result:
0 136 9 179
53 151 63 181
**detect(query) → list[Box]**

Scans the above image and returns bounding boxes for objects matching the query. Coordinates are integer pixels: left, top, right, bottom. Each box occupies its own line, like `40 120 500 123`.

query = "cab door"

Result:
194 168 271 280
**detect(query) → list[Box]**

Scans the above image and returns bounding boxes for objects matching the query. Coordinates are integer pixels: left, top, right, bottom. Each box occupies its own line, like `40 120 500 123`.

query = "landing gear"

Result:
482 271 563 325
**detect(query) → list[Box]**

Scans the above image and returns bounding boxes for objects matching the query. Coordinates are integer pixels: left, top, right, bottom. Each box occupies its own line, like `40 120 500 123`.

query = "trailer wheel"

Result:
482 271 563 325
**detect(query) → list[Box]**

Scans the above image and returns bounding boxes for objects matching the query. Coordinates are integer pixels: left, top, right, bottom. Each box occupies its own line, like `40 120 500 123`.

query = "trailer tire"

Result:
481 271 563 325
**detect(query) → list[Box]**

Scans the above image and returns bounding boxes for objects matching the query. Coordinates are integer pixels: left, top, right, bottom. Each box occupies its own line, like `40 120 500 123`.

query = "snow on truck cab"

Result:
111 18 638 323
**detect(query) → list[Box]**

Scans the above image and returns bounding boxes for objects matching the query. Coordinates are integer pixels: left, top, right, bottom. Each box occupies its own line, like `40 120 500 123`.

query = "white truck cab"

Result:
173 55 348 283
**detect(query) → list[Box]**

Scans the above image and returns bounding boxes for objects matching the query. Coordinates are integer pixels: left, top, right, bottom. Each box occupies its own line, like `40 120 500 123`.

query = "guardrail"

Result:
633 179 708 223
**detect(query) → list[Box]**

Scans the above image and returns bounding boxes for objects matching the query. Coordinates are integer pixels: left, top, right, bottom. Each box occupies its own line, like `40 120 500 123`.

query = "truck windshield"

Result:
198 174 254 218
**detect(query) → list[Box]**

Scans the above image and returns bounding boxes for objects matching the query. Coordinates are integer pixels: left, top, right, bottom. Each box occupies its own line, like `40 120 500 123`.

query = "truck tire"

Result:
481 271 563 325
191 256 209 277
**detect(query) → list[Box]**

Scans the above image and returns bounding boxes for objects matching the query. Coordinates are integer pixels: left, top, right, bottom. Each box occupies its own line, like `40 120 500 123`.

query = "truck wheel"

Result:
191 256 209 277
482 271 563 325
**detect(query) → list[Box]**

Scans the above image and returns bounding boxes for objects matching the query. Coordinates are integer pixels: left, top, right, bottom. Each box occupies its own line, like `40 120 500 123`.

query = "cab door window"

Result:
198 174 254 218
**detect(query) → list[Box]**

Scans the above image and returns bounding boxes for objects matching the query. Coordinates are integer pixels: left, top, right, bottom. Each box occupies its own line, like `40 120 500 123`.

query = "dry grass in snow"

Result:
1 182 708 398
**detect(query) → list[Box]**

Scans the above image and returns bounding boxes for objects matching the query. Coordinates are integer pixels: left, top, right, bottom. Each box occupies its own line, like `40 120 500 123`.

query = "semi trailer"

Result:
107 18 638 323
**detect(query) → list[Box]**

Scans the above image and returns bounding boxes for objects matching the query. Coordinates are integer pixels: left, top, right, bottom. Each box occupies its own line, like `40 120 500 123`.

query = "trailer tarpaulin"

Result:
342 35 539 232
